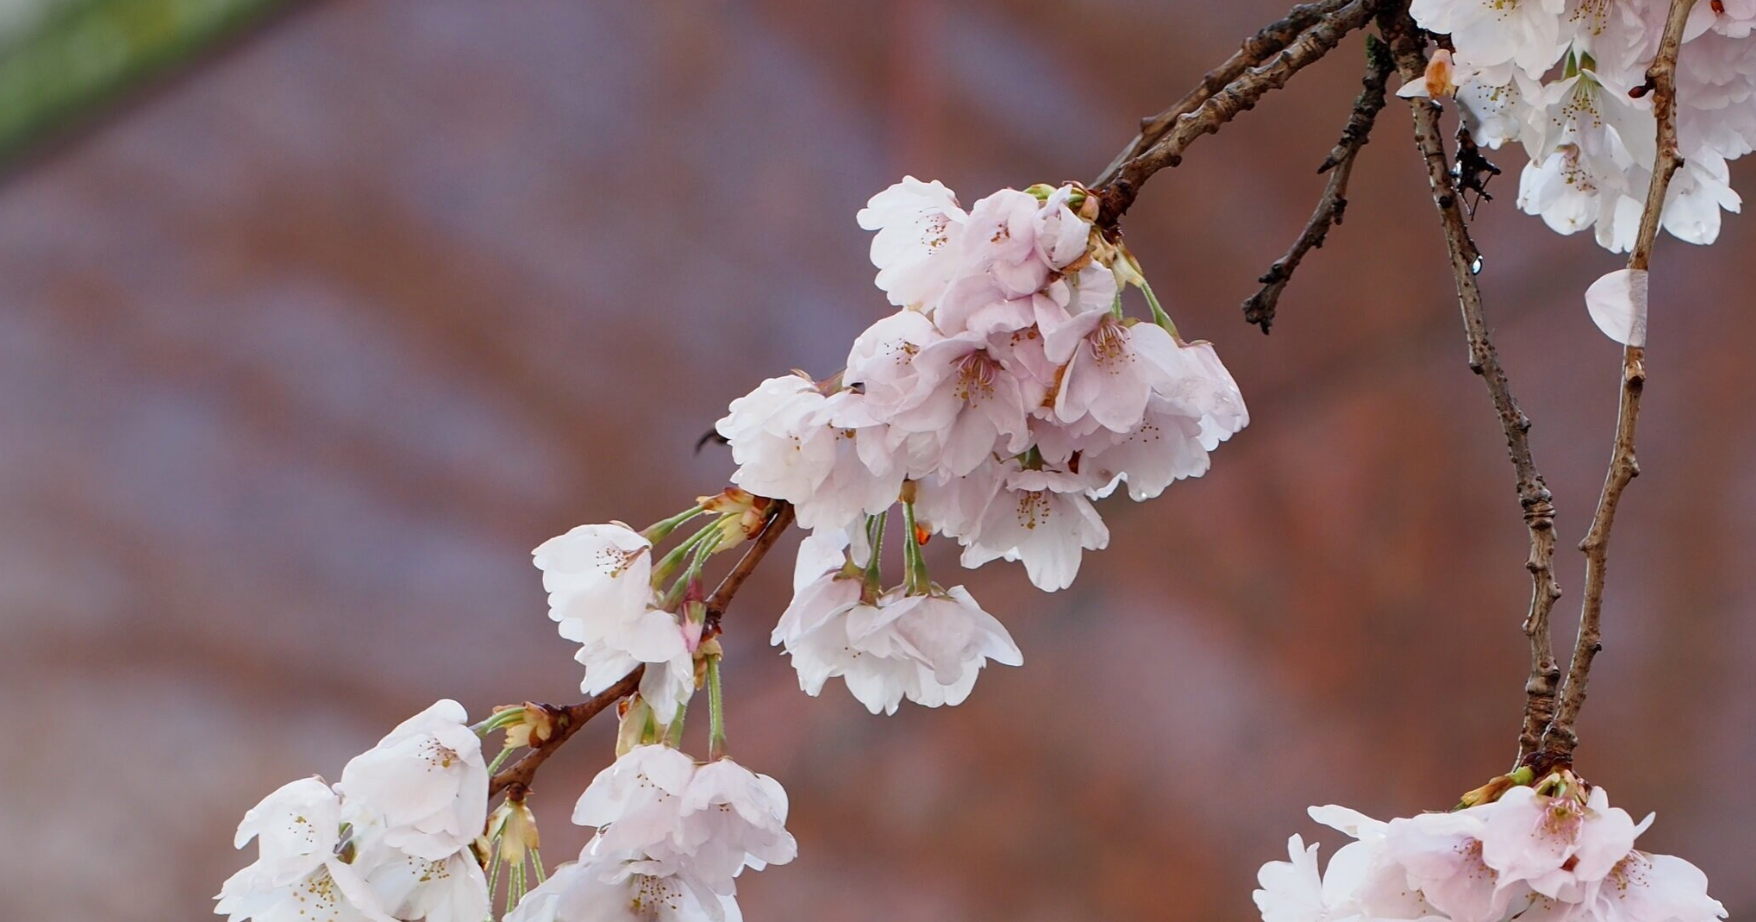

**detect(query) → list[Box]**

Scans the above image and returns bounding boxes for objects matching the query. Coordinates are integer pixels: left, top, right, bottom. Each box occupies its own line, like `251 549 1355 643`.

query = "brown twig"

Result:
1378 8 1563 767
488 670 643 798
1242 34 1394 333
704 502 796 638
1094 0 1383 229
1537 0 1696 767
1092 0 1356 188
486 502 796 797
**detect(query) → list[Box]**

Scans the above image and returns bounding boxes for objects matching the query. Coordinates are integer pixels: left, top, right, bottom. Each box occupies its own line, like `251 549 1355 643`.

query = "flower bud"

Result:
494 703 560 750
486 797 541 867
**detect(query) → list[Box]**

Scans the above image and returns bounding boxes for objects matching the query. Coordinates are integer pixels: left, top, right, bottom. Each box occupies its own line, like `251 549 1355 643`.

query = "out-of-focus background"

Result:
2 1 1753 919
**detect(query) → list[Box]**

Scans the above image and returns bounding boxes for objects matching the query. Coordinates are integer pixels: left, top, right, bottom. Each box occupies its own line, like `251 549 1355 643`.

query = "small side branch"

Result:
1379 8 1562 767
1242 35 1394 333
1093 0 1356 187
488 670 642 798
703 502 796 638
1095 0 1383 228
1538 0 1696 766
486 502 796 798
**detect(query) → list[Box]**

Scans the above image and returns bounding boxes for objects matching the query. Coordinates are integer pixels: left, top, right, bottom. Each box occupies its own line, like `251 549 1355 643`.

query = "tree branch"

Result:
1092 0 1357 188
488 670 643 798
1242 34 1394 333
1378 8 1562 768
1537 0 1696 767
1094 0 1383 228
486 502 796 797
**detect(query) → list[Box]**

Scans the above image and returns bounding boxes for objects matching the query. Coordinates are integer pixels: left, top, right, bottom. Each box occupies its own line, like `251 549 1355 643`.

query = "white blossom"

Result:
534 523 655 631
1415 0 1756 253
774 532 1022 713
574 745 796 896
365 850 490 922
717 375 901 532
1253 834 1372 922
857 177 966 309
507 852 740 922
1264 782 1724 922
670 759 798 888
960 466 1110 591
888 330 1033 476
336 700 488 862
1082 339 1249 502
215 778 393 922
574 744 697 859
1478 785 1644 901
1409 0 1567 73
1044 312 1187 435
1583 851 1726 922
533 525 696 720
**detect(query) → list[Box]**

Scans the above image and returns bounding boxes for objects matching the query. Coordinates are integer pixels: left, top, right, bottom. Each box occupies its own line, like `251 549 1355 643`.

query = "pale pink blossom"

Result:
960 466 1109 591
336 700 488 862
857 177 966 309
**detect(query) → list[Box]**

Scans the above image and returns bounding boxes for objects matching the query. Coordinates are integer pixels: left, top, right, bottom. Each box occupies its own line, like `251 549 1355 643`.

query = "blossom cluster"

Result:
220 178 1249 922
216 701 492 922
722 177 1248 713
1405 0 1752 251
508 745 794 922
1256 773 1725 922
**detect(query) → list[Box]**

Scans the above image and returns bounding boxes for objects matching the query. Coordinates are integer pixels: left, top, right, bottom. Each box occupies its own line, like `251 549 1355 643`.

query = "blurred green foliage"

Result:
0 0 289 163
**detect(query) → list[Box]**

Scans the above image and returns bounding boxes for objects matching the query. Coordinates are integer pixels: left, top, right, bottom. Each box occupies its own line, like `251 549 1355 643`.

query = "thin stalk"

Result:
901 502 930 594
643 503 708 544
864 510 888 586
1141 279 1180 337
706 654 727 761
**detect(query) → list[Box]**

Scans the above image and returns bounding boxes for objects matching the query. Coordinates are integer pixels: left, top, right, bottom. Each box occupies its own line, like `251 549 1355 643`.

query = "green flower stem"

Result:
471 706 529 736
642 503 707 544
1141 278 1180 338
650 520 724 588
901 502 930 595
706 654 727 761
664 703 688 748
864 511 888 587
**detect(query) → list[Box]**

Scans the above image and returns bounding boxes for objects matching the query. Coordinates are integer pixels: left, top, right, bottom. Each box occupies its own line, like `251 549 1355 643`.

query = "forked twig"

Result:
1242 35 1394 333
1379 8 1563 767
1537 0 1697 767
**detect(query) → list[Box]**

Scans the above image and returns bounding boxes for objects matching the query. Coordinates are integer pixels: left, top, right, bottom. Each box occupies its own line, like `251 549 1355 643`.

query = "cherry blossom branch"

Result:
1092 0 1358 188
1379 7 1563 767
488 670 643 798
1537 0 1697 767
486 502 796 798
1241 35 1394 333
703 502 796 640
1094 0 1384 228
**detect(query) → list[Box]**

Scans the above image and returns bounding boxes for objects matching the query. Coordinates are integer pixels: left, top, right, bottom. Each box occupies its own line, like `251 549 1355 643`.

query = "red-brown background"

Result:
2 2 1752 920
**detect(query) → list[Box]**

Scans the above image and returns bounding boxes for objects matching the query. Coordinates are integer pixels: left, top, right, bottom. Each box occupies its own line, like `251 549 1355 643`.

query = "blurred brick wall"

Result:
2 2 1754 920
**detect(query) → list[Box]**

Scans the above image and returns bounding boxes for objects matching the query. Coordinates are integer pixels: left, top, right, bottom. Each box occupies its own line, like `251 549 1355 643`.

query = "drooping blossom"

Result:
1262 779 1726 922
959 465 1110 592
1412 0 1755 254
336 700 489 862
365 849 491 922
716 375 901 532
534 525 698 721
215 778 393 922
573 745 797 895
857 177 965 309
772 531 1022 713
505 851 740 922
1253 833 1373 922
